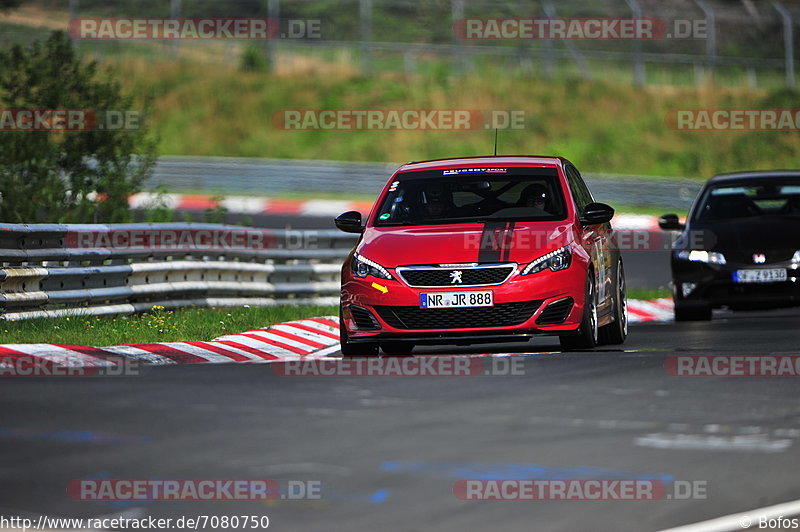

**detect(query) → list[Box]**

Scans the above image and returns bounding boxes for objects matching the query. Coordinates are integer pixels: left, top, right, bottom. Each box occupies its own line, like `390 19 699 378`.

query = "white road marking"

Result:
270 324 338 345
659 497 800 532
210 335 305 358
167 342 244 363
101 345 177 365
635 433 792 453
2 344 114 367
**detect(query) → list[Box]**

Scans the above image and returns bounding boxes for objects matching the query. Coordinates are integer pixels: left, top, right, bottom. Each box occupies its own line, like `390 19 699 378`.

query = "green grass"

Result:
4 9 799 180
0 305 338 346
1 292 672 346
108 56 799 180
627 287 672 301
610 204 679 217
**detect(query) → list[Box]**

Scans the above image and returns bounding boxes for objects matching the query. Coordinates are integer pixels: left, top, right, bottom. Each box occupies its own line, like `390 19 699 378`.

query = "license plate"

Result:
733 268 787 283
420 291 493 309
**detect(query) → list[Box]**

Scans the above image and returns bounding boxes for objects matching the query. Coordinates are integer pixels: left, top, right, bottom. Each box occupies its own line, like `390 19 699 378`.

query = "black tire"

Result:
560 273 598 351
381 342 415 356
599 260 628 345
674 304 712 322
339 307 378 356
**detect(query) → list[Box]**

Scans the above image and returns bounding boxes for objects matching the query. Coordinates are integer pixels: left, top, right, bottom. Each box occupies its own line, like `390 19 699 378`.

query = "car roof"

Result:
397 156 569 172
707 170 800 186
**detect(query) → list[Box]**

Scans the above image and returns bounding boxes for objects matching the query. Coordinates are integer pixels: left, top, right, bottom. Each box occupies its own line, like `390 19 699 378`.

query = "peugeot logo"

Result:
450 270 463 284
753 253 766 264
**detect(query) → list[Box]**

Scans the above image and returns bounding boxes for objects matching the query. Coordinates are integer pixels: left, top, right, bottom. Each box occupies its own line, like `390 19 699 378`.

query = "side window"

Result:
565 165 593 211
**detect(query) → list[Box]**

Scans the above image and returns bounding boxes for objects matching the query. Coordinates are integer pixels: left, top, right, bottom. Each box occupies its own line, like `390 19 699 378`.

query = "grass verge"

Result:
627 288 672 301
0 289 672 347
0 305 339 346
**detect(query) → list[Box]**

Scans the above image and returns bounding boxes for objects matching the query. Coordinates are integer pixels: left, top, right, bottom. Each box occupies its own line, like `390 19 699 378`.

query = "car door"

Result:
565 164 613 310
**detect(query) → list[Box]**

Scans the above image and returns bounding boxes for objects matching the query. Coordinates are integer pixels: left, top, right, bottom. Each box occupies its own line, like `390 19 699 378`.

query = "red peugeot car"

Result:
335 156 627 355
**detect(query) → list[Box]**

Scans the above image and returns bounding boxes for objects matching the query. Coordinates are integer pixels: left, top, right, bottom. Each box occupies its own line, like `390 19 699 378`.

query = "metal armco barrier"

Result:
145 156 703 210
0 223 358 321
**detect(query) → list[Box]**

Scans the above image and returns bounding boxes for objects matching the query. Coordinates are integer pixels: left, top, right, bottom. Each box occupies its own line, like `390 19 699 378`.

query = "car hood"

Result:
692 217 800 261
357 221 575 268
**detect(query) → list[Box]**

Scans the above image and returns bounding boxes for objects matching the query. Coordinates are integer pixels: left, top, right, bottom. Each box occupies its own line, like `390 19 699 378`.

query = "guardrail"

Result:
146 156 703 210
0 223 358 321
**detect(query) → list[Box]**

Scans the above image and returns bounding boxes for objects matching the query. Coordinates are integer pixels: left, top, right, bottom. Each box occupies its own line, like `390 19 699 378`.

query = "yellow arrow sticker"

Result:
371 282 389 294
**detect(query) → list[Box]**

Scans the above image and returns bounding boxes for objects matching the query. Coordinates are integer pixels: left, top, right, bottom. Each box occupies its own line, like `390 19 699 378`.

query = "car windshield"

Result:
694 180 800 223
373 167 567 226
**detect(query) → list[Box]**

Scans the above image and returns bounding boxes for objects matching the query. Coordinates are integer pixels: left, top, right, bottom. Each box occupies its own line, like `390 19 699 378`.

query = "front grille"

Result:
374 300 542 330
350 305 381 330
724 250 795 265
398 266 514 287
536 297 574 325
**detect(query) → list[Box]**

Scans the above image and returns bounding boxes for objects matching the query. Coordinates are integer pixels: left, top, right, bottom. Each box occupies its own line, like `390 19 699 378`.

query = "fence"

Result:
48 0 800 88
0 223 358 321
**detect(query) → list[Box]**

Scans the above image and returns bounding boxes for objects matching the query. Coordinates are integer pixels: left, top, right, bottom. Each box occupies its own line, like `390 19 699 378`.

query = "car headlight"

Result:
676 250 727 265
792 250 800 264
351 253 393 280
521 246 572 275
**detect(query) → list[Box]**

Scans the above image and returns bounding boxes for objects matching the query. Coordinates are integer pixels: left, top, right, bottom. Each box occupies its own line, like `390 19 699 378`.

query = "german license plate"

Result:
733 269 787 283
420 291 493 309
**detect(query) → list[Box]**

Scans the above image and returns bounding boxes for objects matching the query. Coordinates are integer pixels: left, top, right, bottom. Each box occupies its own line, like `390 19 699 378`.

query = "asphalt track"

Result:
3 306 800 531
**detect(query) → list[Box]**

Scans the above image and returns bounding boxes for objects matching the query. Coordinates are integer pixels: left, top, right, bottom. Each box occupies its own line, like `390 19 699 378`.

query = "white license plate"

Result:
733 268 787 283
420 291 493 309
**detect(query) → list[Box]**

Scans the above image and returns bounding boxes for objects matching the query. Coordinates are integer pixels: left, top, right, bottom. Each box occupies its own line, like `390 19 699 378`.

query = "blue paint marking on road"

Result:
317 488 391 504
381 461 672 483
370 488 391 504
0 428 152 444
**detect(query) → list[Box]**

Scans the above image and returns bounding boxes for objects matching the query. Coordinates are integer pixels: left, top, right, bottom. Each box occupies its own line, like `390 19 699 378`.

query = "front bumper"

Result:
672 260 800 309
341 265 586 342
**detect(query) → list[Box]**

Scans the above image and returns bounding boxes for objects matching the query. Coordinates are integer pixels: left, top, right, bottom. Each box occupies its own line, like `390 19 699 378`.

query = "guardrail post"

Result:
404 51 417 76
68 0 78 34
542 0 592 81
695 0 716 83
170 0 181 57
359 0 373 74
625 0 645 86
773 1 796 89
268 0 280 72
451 0 465 76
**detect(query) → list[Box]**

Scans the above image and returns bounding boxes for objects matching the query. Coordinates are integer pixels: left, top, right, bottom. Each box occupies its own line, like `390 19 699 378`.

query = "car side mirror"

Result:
658 213 684 231
335 211 364 234
580 202 615 225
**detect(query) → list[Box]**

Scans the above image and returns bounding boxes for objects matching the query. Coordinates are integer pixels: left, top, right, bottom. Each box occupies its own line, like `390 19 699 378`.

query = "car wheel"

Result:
381 342 415 356
599 260 628 345
339 307 379 357
560 273 598 351
674 304 712 322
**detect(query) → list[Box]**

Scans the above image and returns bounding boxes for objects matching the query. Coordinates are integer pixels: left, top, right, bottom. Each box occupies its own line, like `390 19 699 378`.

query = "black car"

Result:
659 170 800 321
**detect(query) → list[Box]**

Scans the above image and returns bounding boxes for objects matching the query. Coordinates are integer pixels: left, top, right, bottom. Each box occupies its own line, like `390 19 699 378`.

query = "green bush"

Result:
0 31 157 223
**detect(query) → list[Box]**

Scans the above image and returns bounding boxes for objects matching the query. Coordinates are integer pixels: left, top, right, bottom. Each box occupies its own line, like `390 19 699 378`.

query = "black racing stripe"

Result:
477 221 507 263
501 222 515 262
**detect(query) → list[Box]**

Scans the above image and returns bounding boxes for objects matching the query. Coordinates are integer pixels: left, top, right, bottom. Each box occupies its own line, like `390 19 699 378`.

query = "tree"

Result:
0 0 22 11
0 31 157 223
